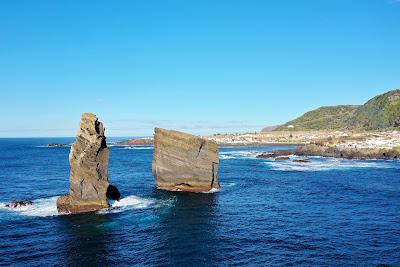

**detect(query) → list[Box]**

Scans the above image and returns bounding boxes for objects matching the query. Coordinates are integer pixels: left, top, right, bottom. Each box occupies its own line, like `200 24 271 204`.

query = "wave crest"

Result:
0 196 59 217
265 157 398 172
0 195 164 217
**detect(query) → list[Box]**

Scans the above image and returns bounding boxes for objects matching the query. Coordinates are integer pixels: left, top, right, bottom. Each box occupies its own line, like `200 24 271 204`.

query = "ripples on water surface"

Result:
0 139 400 266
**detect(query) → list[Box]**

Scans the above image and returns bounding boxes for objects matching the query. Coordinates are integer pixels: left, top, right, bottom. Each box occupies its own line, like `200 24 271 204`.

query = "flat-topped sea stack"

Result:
57 113 112 213
152 128 220 192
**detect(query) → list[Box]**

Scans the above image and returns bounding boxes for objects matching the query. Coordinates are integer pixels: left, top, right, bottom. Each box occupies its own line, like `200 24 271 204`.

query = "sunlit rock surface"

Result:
152 128 220 192
57 113 110 213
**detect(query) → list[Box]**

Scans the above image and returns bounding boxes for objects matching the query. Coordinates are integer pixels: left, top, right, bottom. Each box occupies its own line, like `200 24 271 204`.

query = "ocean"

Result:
0 138 399 266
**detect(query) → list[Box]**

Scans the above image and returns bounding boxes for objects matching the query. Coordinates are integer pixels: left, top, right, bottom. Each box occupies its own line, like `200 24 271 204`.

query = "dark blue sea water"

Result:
1 138 400 266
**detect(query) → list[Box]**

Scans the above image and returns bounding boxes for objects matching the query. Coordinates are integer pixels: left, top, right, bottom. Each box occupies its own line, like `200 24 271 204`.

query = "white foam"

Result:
265 157 398 172
201 187 220 194
0 195 166 217
219 150 261 159
0 196 59 217
119 146 153 150
101 195 156 214
219 155 235 159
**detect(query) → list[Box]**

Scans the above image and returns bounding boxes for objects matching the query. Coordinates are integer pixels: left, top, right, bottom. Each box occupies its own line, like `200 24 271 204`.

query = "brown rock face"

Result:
57 113 110 213
152 128 220 192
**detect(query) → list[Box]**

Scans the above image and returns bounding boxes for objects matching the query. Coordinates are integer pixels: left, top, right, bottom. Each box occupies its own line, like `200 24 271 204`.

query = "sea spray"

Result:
0 196 59 217
265 157 398 172
0 195 174 217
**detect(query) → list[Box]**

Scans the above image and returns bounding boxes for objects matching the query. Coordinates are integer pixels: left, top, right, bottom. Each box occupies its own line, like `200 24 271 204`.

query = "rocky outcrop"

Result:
295 144 400 160
256 149 294 158
5 201 33 208
256 145 400 161
256 153 274 159
292 159 311 163
275 156 290 161
57 113 112 213
152 128 220 192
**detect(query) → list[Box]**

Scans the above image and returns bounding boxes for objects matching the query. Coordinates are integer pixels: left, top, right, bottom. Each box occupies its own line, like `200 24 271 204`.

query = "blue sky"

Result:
1 0 399 137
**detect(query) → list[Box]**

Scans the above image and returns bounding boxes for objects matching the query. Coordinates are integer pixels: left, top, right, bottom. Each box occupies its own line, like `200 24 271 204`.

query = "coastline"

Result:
209 131 400 160
217 142 304 148
99 130 400 161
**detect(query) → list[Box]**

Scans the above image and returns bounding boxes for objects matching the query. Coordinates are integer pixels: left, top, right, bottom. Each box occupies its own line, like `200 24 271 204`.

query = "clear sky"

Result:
1 0 399 137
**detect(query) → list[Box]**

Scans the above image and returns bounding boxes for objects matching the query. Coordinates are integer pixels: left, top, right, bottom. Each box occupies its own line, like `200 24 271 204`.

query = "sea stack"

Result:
152 128 220 192
57 113 112 213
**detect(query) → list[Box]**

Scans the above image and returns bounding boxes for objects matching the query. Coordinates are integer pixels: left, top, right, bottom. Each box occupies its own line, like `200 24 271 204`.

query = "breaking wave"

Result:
219 150 261 159
36 145 71 148
201 188 220 194
219 155 235 160
0 196 59 217
265 157 399 172
0 195 171 217
101 195 164 214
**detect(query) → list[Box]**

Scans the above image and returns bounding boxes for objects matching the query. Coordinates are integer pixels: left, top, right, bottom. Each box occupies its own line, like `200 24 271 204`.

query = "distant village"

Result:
206 130 400 149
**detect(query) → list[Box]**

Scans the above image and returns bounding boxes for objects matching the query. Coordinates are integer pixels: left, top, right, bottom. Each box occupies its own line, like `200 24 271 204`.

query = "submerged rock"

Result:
57 113 115 213
5 201 33 208
256 150 295 159
275 156 291 161
292 159 311 163
256 153 274 159
271 149 295 157
152 128 220 192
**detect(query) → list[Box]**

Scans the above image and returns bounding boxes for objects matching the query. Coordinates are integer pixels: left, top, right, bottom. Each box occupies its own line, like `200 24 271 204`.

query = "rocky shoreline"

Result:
256 144 400 161
208 131 400 160
295 144 399 160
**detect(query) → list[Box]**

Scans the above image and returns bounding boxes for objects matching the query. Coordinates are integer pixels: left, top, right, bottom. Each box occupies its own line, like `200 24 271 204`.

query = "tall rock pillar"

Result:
57 113 110 213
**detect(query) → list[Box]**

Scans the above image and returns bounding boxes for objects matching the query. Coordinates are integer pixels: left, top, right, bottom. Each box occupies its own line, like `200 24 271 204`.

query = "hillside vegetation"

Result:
275 89 400 131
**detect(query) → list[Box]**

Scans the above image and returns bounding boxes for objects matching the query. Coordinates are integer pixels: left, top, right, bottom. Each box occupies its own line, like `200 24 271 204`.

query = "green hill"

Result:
274 89 400 131
353 90 400 130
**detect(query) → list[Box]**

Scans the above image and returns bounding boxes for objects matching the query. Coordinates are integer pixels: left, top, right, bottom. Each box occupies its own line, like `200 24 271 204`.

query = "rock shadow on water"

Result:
151 189 220 266
55 213 114 266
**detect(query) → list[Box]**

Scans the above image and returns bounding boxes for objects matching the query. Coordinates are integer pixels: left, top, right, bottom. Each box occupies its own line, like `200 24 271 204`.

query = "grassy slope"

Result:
275 89 400 131
353 89 400 130
275 105 359 131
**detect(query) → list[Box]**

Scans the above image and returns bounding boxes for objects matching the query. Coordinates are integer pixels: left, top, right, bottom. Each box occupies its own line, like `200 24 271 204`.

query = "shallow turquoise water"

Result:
0 138 399 266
